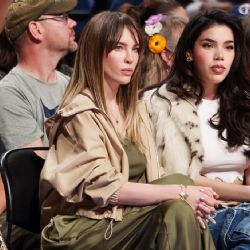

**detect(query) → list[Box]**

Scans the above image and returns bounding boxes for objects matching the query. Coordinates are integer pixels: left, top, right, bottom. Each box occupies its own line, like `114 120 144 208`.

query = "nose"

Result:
214 47 224 61
124 50 133 64
68 17 77 28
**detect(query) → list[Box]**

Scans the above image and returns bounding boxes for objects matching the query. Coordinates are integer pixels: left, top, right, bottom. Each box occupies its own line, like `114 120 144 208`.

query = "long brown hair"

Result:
59 11 145 149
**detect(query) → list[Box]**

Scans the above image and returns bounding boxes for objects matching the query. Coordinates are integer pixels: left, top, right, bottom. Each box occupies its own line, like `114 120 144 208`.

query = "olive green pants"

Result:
41 174 215 250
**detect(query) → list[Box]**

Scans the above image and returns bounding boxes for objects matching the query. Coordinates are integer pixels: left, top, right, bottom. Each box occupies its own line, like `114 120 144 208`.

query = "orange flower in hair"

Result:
145 14 167 54
148 34 167 53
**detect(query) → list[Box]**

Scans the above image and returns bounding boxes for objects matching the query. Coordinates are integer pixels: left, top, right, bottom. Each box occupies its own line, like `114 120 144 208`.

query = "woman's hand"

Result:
184 186 218 228
185 186 218 211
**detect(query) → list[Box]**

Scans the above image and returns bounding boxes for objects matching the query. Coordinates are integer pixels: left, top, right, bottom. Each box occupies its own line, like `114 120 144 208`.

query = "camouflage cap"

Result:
5 0 77 42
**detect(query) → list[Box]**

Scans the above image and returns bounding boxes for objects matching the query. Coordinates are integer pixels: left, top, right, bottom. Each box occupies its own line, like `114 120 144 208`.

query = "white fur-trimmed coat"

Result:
143 85 204 180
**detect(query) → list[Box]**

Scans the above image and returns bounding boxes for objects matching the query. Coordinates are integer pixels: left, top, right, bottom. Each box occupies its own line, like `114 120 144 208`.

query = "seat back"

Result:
0 147 48 245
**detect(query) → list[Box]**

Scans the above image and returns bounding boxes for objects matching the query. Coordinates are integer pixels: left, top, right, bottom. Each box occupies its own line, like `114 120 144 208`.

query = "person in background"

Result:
118 0 189 25
90 0 143 14
40 11 217 250
141 14 186 88
186 0 233 17
144 9 250 249
0 0 77 153
0 0 78 249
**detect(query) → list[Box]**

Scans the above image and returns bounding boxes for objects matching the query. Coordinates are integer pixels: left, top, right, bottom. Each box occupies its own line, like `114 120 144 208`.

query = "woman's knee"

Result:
155 200 198 237
158 200 195 221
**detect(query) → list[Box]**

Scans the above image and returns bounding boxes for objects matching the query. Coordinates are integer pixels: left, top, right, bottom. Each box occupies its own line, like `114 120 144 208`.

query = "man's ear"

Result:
27 21 43 41
160 49 173 68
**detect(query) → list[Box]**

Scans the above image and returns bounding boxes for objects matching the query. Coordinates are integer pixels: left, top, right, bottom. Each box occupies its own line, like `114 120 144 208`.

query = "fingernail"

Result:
206 215 216 224
210 218 216 224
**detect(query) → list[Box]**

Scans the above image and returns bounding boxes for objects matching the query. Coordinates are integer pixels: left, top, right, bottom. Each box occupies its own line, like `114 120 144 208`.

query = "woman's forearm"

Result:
118 182 180 206
117 181 218 222
195 175 250 202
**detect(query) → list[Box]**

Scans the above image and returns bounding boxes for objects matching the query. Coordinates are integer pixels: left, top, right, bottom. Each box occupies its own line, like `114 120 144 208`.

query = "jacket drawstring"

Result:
104 218 114 240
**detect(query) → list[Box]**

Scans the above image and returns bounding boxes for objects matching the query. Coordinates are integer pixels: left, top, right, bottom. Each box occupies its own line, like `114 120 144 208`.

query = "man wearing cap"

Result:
0 0 78 249
0 0 78 152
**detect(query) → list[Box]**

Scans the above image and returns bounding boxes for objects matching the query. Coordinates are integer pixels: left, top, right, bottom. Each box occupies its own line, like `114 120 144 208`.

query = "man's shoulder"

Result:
0 68 69 87
0 67 22 87
56 70 70 85
0 69 25 99
0 67 37 95
0 69 68 95
0 68 35 100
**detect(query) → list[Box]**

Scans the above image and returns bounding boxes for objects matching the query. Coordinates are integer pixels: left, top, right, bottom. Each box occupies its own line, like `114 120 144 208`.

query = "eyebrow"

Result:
117 41 139 46
200 38 234 44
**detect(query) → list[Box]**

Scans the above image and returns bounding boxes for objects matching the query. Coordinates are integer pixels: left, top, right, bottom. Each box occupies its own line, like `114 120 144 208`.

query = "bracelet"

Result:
179 185 188 201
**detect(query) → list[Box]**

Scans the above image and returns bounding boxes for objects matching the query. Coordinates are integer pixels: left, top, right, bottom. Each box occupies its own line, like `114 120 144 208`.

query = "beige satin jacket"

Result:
40 93 164 227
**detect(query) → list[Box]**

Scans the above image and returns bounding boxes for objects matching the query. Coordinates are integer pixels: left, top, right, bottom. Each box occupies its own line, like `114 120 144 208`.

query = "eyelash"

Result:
226 45 234 50
115 45 122 50
133 47 140 52
202 43 234 50
202 43 213 48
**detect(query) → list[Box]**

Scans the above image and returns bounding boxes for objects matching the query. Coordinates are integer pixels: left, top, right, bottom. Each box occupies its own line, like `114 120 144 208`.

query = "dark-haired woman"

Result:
144 9 250 249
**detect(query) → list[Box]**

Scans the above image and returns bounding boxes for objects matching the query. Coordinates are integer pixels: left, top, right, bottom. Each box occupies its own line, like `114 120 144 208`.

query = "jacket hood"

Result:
45 93 98 146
